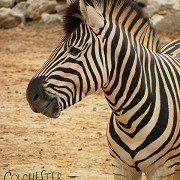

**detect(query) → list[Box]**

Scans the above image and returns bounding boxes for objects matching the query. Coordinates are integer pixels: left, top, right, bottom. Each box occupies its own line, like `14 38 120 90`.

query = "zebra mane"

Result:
63 1 83 35
63 0 159 50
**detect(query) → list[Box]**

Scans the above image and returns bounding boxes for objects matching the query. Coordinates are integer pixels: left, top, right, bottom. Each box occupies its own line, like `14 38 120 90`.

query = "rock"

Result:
151 14 164 27
0 0 15 8
57 0 67 2
135 0 177 8
55 3 67 14
143 1 159 17
154 0 177 14
173 0 180 10
155 0 177 8
15 0 27 3
26 0 58 20
41 13 63 24
134 0 178 17
66 0 76 5
134 0 148 5
12 2 28 23
153 10 180 31
0 8 23 28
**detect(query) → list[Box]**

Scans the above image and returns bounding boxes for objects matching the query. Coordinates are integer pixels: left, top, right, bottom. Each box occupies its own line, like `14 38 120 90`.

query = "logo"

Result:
4 156 68 180
4 170 61 180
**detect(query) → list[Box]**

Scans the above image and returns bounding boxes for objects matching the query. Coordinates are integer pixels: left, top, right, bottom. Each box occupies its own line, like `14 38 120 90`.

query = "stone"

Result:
26 0 58 20
0 8 23 28
66 0 76 5
150 14 164 27
134 0 148 4
55 3 67 14
156 0 177 13
0 0 15 8
134 0 178 17
41 13 63 24
173 0 180 10
143 1 159 17
57 0 66 2
135 0 177 8
12 1 28 22
15 0 27 3
153 10 180 31
155 0 176 7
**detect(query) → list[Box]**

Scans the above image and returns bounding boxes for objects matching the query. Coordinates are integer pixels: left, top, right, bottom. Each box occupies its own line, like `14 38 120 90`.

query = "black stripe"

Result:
105 30 128 97
108 113 141 171
109 25 120 81
84 45 99 91
47 84 71 107
128 13 140 32
91 35 104 90
135 66 178 167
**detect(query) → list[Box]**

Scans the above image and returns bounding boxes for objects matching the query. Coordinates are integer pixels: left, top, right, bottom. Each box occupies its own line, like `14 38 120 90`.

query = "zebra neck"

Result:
102 37 156 126
104 0 160 51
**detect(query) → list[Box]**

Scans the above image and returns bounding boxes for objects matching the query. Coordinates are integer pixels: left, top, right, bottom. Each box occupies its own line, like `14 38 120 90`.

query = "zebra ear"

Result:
79 0 104 33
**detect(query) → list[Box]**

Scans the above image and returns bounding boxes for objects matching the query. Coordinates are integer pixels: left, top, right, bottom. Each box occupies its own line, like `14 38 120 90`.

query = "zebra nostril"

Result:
33 94 40 102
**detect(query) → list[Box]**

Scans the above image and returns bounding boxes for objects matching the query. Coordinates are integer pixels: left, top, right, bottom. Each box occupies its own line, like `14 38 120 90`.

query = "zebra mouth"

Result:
42 98 61 118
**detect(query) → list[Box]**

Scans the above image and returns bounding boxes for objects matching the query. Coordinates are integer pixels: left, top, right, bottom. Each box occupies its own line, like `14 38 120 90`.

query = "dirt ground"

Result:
0 23 179 180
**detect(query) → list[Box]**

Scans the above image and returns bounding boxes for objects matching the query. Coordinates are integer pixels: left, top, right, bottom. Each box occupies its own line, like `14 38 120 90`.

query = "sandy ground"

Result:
0 23 179 180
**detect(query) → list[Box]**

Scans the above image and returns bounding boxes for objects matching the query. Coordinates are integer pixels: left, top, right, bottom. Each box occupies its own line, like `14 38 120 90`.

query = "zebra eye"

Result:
69 47 81 56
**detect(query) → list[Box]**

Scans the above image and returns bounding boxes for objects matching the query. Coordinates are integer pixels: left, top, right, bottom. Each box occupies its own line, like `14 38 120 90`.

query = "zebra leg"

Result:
174 165 180 180
112 158 142 180
146 165 176 180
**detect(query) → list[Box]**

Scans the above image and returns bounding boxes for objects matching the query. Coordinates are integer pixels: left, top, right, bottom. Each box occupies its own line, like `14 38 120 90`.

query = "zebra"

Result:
26 0 180 179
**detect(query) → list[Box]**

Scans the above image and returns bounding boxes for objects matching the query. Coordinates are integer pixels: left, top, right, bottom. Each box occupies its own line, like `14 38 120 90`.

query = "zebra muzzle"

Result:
26 76 60 118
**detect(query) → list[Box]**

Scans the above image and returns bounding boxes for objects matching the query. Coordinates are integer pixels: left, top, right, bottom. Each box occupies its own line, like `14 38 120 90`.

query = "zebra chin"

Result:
40 97 61 119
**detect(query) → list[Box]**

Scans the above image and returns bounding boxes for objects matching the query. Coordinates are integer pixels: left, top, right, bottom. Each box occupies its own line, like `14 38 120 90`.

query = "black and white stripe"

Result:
27 0 180 179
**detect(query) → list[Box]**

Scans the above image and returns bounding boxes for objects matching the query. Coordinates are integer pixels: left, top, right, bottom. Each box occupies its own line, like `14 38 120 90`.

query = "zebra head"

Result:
26 0 107 118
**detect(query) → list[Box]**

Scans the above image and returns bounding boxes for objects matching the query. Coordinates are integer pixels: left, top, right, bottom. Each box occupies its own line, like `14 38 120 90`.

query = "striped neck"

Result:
64 0 160 51
102 25 156 123
103 0 160 52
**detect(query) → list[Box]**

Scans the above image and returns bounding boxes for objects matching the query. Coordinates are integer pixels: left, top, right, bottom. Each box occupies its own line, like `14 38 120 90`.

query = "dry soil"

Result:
0 24 179 180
